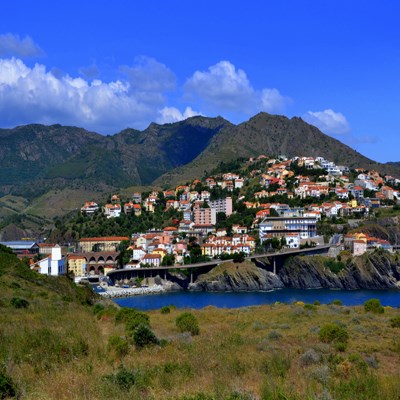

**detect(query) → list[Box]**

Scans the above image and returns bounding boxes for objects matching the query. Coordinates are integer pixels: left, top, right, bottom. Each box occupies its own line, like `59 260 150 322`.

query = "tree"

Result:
161 254 175 266
233 252 245 263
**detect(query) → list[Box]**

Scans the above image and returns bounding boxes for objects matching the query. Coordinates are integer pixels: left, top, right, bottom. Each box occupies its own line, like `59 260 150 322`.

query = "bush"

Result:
115 308 139 323
133 324 159 349
93 303 105 315
125 312 150 335
324 259 346 274
267 330 282 341
390 316 400 328
10 297 29 309
160 306 171 314
108 335 129 357
176 312 200 335
319 323 349 346
332 299 343 306
104 366 140 390
364 298 384 314
299 349 321 366
116 308 150 335
96 305 118 320
0 370 17 398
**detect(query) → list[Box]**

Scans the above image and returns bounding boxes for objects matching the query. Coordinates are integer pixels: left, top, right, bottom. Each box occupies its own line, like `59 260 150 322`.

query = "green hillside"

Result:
1 247 400 399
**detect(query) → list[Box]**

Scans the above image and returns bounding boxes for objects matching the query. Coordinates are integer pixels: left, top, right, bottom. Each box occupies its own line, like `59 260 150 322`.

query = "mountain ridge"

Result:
155 112 398 186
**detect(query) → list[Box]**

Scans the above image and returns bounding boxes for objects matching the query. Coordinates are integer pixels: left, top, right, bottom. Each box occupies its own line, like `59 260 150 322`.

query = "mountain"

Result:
156 112 399 186
0 117 229 193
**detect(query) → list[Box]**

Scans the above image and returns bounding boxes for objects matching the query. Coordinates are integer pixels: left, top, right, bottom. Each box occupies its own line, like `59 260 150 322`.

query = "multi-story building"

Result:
81 201 99 214
78 236 129 253
193 207 217 225
259 216 317 241
103 203 121 218
67 255 87 276
207 197 233 216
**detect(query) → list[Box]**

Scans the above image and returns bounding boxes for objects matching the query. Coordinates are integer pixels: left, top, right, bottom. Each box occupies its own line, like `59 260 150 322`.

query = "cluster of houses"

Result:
256 156 399 202
3 154 399 278
344 232 393 256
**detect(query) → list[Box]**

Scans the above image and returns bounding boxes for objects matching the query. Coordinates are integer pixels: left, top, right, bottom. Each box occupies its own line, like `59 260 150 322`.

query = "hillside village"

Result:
2 155 400 279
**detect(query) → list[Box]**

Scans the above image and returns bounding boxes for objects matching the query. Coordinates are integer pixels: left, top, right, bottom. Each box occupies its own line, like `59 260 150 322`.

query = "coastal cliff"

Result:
190 261 283 291
188 253 400 291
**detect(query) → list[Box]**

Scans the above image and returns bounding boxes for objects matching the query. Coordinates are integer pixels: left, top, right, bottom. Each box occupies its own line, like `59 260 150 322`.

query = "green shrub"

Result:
304 304 317 311
313 300 321 306
324 259 346 274
133 324 159 349
125 312 150 335
332 299 343 306
389 316 400 328
93 303 105 315
319 323 349 346
96 305 118 320
176 312 200 335
104 366 140 390
160 306 171 314
0 370 17 399
108 335 129 357
364 298 384 314
115 308 139 323
10 297 29 309
334 341 347 352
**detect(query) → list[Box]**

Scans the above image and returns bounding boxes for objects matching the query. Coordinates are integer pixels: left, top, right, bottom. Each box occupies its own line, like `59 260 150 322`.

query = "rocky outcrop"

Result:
272 253 400 290
189 261 284 291
187 253 400 292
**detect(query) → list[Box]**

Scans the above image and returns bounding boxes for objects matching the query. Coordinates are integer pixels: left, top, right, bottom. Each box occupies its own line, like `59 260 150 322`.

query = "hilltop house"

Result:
81 201 99 214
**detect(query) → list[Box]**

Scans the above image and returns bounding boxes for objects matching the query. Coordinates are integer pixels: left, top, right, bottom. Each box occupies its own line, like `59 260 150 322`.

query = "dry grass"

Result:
2 277 400 400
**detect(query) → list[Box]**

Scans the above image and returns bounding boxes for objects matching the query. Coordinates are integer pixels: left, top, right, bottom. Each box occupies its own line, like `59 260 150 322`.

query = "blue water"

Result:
114 289 400 310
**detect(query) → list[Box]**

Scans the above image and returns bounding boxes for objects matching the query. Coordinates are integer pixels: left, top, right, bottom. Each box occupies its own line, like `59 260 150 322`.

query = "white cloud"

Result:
0 57 176 133
121 56 176 93
185 60 289 115
157 106 202 124
0 57 291 133
303 109 350 135
0 33 44 57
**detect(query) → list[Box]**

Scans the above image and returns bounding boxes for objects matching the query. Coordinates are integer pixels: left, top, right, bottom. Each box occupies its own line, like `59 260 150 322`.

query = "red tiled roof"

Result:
79 236 129 242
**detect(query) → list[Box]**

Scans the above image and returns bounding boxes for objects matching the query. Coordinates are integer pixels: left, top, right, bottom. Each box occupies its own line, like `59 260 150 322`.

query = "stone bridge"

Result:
107 245 332 283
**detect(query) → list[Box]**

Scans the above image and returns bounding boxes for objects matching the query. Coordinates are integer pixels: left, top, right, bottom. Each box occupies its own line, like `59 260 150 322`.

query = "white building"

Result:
207 197 233 216
103 204 121 218
35 245 65 276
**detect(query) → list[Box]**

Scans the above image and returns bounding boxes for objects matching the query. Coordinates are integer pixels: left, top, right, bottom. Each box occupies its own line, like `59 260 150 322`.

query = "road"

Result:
107 244 332 276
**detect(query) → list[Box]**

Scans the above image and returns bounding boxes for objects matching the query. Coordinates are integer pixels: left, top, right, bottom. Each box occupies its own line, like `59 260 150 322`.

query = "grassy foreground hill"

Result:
1 246 400 399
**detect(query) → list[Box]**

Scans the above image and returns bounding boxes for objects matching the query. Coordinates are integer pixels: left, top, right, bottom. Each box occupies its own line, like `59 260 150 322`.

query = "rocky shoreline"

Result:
103 253 400 298
182 252 400 292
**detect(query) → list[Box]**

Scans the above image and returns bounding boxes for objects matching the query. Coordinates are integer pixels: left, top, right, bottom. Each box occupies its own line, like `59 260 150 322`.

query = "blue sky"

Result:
1 1 399 162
